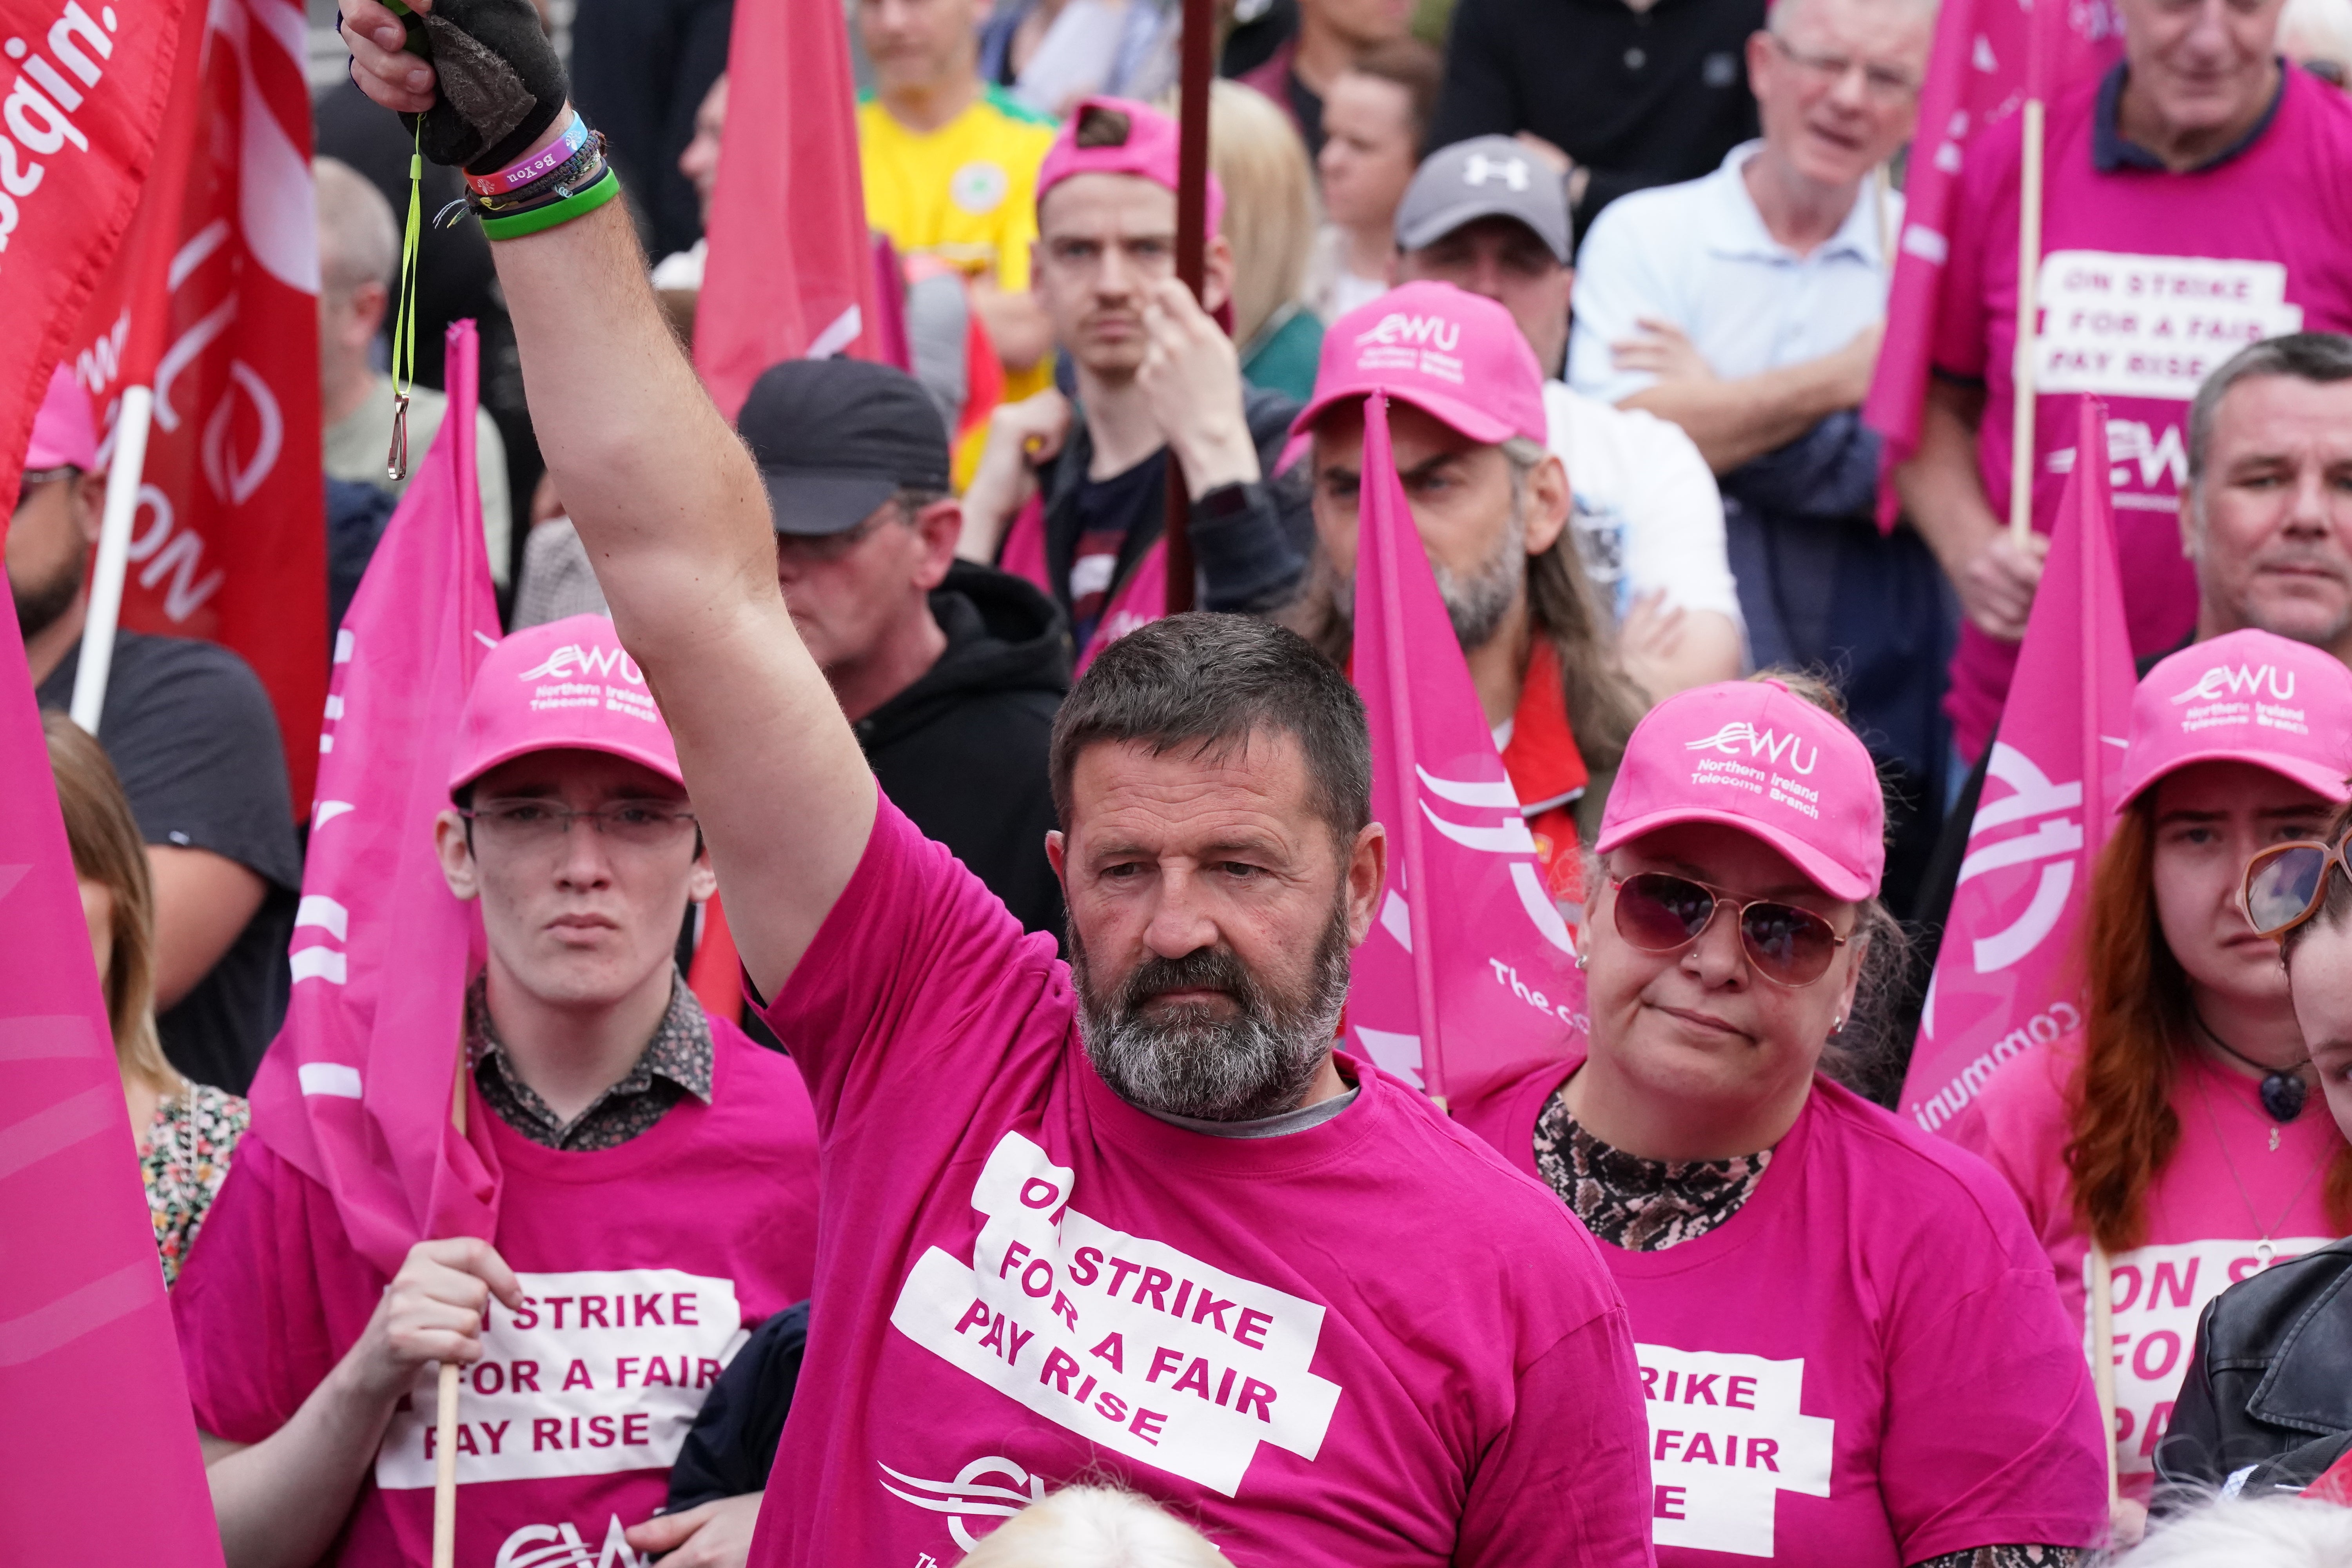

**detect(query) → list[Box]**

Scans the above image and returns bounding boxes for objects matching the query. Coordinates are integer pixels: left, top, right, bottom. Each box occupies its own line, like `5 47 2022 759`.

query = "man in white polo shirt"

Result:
1566 0 1948 904
1395 134 1745 700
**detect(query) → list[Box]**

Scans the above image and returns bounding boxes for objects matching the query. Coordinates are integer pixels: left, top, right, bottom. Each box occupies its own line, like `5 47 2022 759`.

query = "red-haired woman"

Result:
1956 631 2352 1511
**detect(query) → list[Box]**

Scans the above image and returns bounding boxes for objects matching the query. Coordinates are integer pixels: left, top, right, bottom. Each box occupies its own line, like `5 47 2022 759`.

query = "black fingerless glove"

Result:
395 0 569 174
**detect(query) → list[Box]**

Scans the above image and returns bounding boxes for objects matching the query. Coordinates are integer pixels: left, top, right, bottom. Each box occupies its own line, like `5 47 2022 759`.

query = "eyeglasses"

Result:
2242 831 2352 939
1767 33 1922 103
11 466 76 515
1610 871 1849 988
459 799 699 851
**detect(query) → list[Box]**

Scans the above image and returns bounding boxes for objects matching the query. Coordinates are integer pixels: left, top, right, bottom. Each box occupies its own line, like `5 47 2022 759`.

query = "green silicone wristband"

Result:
479 167 621 241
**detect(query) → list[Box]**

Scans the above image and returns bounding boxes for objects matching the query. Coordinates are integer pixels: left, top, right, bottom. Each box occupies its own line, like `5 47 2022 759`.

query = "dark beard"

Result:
1073 898 1353 1122
10 534 85 643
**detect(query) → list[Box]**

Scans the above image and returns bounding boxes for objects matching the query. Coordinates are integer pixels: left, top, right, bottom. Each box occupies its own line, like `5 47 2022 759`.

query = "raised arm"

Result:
340 0 873 997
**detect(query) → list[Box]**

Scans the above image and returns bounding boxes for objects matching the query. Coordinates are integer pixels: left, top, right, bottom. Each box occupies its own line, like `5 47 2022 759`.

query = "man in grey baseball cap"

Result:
739 358 1072 941
1393 135 1744 701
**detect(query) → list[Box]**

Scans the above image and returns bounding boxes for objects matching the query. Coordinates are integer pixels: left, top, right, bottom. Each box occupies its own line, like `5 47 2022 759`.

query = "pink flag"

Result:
0 531 225 1568
240 322 503 1276
1903 398 2133 1132
693 0 882 419
1863 0 2118 521
1348 392 1582 1106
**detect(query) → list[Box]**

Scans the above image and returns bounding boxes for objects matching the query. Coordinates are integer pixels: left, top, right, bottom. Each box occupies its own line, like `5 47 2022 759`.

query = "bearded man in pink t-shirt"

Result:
174 617 823 1568
336 5 1657 1565
1898 0 2352 766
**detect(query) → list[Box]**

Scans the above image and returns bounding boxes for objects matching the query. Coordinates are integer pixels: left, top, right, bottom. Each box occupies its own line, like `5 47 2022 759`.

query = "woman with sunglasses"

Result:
1952 631 2352 1514
2156 791 2352 1499
1460 675 2110 1568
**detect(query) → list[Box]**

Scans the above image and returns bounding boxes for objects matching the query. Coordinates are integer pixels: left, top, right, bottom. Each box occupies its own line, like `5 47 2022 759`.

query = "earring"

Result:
1830 1014 1846 1034
1574 948 1589 971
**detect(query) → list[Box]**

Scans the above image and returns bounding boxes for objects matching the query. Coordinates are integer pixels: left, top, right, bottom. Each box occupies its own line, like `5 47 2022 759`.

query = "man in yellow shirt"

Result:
857 0 1056 399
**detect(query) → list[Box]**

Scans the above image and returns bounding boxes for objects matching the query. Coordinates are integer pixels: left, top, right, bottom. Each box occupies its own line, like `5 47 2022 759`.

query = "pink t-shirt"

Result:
1931 67 2352 760
1457 1056 2110 1566
173 1016 820 1567
744 800 1654 1568
1951 1036 2347 1501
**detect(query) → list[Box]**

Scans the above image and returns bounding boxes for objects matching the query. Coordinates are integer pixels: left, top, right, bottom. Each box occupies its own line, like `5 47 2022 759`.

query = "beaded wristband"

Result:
466 112 592 198
479 165 622 240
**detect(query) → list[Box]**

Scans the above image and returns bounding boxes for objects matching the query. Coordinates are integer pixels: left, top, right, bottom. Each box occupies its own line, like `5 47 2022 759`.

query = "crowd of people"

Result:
20 0 2352 1559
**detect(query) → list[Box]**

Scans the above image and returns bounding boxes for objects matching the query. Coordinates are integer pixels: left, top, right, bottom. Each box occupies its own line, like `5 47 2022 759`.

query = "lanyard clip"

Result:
387 392 411 483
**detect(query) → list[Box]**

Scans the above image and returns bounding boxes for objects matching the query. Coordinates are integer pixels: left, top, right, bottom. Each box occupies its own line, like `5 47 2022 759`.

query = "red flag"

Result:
0 557 224 1561
0 0 191 515
240 321 503 1278
693 0 882 419
1864 0 2118 519
62 0 327 808
1902 399 2134 1132
1348 393 1582 1105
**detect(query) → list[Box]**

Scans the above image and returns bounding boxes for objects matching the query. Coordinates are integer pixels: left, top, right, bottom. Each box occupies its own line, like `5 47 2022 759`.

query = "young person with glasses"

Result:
1951 630 2352 1522
2155 771 2352 1499
175 615 822 1568
1459 672 2112 1568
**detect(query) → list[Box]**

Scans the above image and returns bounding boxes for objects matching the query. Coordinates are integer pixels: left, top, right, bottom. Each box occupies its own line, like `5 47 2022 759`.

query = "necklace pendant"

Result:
2272 1125 2283 1152
2258 1240 2278 1265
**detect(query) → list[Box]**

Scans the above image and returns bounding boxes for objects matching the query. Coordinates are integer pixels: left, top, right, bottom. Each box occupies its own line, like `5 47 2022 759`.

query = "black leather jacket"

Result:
2156 1236 2352 1502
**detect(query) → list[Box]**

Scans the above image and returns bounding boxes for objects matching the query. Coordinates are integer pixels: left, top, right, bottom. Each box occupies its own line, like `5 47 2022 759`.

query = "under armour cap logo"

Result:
1463 153 1529 191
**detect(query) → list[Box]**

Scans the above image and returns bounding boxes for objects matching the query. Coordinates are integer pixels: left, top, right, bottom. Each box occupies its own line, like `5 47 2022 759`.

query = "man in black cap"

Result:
739 358 1071 943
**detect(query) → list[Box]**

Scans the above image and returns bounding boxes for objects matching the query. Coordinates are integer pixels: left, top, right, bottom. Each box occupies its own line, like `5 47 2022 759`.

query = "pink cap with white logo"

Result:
1291 281 1548 446
1037 96 1226 236
26 362 95 471
1597 679 1886 902
2114 628 2352 809
446 614 684 796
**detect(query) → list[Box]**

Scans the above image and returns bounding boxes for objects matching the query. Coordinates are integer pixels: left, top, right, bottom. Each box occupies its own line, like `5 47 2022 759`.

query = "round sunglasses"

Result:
2242 831 2352 940
1609 871 1849 988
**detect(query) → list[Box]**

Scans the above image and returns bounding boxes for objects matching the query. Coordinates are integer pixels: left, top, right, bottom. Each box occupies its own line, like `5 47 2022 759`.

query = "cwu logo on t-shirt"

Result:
1638 1343 1834 1557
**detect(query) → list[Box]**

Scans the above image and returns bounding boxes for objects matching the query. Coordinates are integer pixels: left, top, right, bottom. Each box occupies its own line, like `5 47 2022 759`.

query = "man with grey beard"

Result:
1289 280 1644 935
2183 333 2352 661
331 7 1653 1559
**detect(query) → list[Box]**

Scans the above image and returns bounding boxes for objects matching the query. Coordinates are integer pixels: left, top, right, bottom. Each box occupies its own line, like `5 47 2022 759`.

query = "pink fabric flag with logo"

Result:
1903 398 2133 1132
240 321 503 1276
1348 392 1583 1107
0 538 225 1567
1863 0 2118 522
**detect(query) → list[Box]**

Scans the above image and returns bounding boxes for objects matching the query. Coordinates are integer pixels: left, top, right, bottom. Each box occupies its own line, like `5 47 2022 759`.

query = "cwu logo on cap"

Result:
1685 721 1819 774
518 642 646 686
2171 661 2296 705
1354 312 1462 352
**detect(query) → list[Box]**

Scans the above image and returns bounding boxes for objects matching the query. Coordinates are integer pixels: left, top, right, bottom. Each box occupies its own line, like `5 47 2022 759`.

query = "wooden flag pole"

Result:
1163 0 1216 614
2007 90 2048 545
432 1033 468 1568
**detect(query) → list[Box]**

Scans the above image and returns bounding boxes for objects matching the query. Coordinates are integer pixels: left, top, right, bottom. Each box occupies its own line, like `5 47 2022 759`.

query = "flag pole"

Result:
2006 0 2049 546
1163 0 1215 613
432 1030 468 1568
69 386 156 732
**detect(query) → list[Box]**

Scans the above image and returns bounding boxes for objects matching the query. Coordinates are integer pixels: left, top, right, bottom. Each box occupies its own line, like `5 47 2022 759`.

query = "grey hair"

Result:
959 1486 1230 1568
2097 1492 2352 1567
313 156 399 296
2187 332 2352 494
1050 613 1371 846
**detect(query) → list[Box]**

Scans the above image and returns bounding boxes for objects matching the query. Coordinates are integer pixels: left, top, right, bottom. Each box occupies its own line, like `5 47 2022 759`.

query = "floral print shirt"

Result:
143 1081 249 1288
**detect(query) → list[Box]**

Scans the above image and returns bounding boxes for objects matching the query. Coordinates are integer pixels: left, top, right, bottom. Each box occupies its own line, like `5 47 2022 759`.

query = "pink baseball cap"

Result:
1036 96 1226 237
1290 282 1548 447
446 614 684 796
1597 679 1886 902
2114 628 2352 809
26 362 95 471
